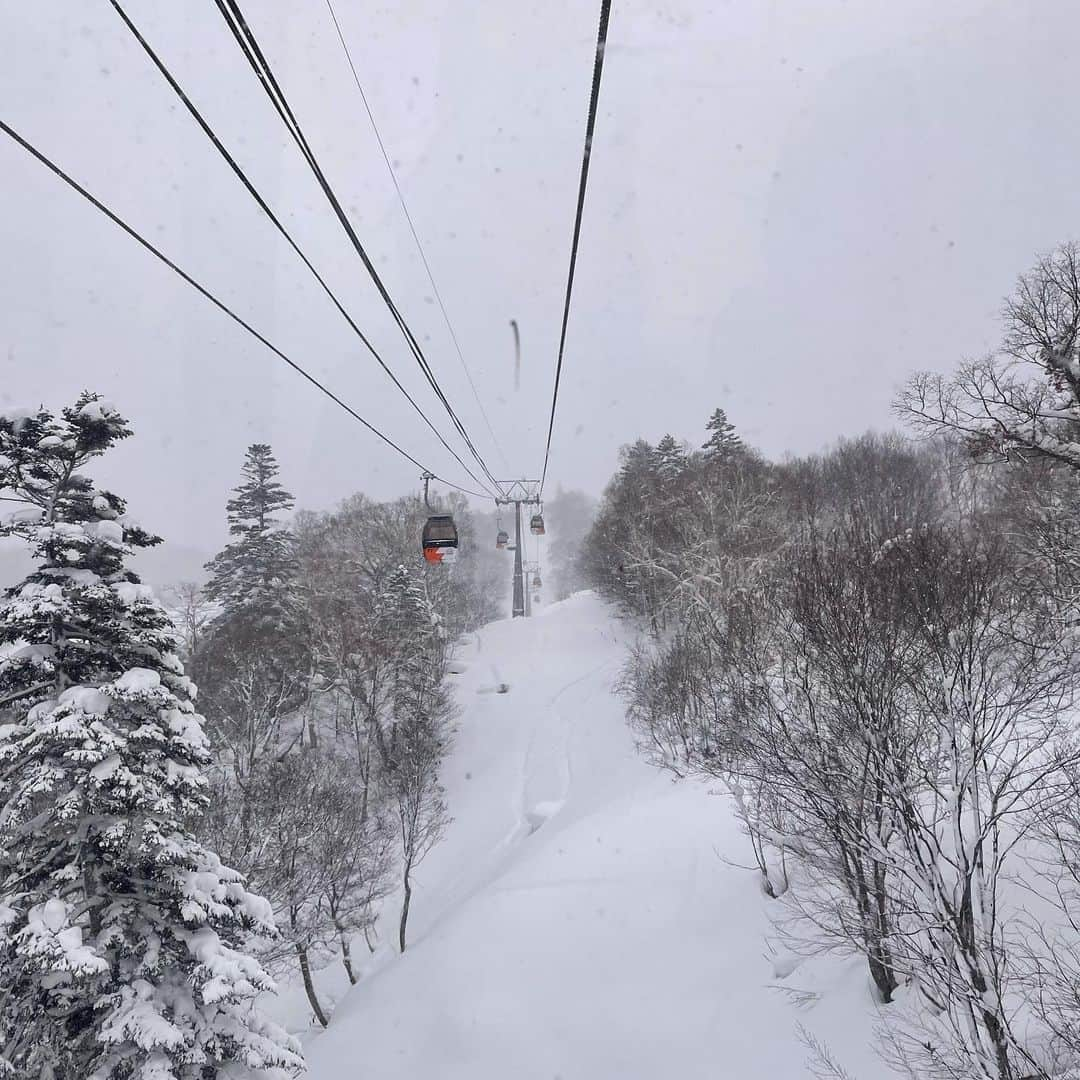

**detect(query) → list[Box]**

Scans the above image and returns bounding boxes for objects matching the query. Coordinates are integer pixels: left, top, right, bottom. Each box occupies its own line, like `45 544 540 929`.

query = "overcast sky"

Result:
3 1 1079 558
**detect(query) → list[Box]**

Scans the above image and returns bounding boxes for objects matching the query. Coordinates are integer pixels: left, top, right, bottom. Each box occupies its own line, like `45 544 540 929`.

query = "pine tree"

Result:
376 566 445 759
0 395 302 1079
653 434 687 481
194 445 308 783
204 445 297 626
619 439 656 478
702 407 743 463
379 565 441 655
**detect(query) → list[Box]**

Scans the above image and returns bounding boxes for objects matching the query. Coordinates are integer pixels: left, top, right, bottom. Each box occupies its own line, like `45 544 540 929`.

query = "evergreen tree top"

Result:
702 407 744 460
0 393 185 721
618 439 655 477
226 443 294 536
0 393 161 586
654 434 688 478
204 444 299 622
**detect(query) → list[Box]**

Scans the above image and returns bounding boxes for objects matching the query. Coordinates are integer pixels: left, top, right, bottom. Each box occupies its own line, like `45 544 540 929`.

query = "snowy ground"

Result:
287 591 898 1080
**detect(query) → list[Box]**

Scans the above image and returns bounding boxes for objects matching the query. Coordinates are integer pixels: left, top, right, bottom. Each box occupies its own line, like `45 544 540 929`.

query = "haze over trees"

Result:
543 488 597 601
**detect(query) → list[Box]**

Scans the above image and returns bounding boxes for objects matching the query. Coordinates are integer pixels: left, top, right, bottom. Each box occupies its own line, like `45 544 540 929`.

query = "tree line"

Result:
587 243 1080 1080
189 446 505 1027
0 413 503 1075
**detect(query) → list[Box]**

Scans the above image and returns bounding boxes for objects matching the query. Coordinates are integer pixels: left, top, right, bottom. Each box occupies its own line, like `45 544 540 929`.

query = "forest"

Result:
589 243 1080 1079
0 412 504 1073
6 0 1077 1075
5 242 1080 1078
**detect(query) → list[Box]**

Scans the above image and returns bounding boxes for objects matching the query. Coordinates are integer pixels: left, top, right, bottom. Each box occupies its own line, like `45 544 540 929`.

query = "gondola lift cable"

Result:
0 118 489 500
108 0 498 501
214 0 504 496
539 0 613 497
322 0 511 476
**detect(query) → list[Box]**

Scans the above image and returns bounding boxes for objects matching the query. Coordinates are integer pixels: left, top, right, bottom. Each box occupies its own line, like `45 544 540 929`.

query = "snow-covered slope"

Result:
304 591 895 1080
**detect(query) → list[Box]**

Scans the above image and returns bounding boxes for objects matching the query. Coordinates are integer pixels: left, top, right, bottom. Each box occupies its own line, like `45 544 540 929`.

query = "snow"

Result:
77 400 111 421
8 643 54 663
38 898 68 933
114 668 162 694
89 518 124 545
5 508 43 525
45 568 101 586
90 753 123 781
19 899 107 977
113 581 155 606
58 685 111 714
18 582 64 602
300 591 896 1080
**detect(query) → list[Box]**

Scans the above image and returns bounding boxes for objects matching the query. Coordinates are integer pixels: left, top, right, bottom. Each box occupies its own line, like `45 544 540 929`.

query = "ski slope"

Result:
303 591 894 1080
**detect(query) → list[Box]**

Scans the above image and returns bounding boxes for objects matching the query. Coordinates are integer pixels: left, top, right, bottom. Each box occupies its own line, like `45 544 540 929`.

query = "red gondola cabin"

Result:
422 514 458 563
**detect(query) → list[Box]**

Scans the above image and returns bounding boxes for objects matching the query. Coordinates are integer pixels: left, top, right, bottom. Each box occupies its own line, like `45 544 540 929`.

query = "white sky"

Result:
3 1 1078 555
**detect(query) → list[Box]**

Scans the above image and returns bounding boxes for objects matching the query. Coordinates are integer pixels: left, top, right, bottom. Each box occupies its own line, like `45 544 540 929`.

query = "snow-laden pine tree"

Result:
378 564 445 730
652 434 687 481
702 407 743 463
0 395 302 1080
204 445 297 627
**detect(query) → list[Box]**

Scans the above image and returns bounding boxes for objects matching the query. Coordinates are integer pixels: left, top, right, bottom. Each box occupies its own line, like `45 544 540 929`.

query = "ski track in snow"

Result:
298 591 898 1080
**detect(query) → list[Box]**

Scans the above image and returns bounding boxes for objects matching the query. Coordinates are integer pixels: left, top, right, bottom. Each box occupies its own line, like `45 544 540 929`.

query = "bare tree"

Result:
619 435 948 999
234 750 395 1026
873 523 1080 1080
198 631 305 770
163 579 214 659
729 528 921 1004
898 243 1080 473
392 714 451 953
232 754 336 1028
317 789 394 984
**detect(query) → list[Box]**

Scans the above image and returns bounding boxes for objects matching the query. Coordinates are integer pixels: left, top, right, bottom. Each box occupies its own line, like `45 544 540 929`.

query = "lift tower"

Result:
495 480 541 618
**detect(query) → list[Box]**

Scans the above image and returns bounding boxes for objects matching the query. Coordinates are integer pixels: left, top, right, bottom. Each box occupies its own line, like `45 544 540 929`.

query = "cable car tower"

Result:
495 480 542 618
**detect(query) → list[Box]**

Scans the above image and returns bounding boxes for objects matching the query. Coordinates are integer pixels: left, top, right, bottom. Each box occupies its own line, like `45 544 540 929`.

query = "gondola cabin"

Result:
496 529 509 549
422 514 458 564
530 513 546 536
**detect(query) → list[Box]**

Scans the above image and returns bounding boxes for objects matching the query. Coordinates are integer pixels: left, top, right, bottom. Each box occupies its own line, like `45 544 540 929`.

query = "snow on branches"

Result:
0 396 302 1079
